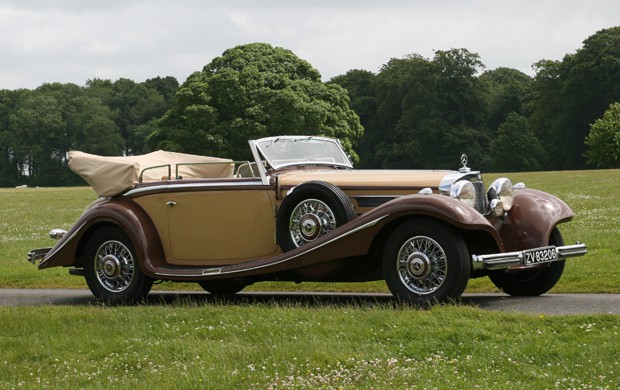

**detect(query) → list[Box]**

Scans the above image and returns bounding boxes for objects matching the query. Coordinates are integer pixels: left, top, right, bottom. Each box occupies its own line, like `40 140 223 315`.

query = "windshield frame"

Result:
250 136 353 172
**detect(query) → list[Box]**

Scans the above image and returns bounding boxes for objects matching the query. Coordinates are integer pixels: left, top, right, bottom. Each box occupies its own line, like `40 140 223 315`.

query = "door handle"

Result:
166 201 176 207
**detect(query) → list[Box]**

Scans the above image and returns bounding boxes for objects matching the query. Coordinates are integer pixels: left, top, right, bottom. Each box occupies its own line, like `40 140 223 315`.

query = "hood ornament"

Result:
459 154 470 173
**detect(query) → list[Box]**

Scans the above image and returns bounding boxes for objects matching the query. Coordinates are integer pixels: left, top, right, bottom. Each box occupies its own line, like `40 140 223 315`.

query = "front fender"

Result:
378 194 503 243
500 188 574 251
39 198 164 278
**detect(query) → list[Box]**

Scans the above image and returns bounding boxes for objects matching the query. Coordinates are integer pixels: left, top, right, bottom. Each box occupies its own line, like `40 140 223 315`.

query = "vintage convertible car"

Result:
28 136 587 305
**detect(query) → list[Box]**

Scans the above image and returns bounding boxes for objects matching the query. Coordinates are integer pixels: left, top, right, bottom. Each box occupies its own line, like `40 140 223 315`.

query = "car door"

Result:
165 180 279 265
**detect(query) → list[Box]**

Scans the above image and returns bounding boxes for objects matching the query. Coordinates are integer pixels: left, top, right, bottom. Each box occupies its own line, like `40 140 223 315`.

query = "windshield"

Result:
254 136 352 170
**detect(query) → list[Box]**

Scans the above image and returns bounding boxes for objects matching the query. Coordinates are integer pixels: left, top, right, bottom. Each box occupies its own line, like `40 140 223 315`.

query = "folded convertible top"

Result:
67 150 234 197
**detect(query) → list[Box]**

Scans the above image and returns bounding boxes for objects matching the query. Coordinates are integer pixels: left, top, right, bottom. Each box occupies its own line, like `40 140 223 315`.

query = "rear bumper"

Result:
472 243 587 271
27 248 51 264
26 228 67 265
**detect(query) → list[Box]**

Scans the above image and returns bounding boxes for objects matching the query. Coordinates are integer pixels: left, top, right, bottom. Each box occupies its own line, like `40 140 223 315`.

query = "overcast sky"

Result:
1 0 619 90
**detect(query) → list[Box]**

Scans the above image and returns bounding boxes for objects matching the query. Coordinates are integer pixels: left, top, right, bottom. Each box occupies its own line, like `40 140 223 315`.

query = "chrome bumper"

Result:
27 228 67 264
472 243 587 271
27 248 51 264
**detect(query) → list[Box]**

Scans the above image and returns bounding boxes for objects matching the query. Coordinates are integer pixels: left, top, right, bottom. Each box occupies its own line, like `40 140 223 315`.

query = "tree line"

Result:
1 27 619 188
0 77 179 186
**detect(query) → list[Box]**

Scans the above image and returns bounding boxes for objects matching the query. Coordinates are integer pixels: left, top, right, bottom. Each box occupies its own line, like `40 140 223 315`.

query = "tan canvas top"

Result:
68 150 234 197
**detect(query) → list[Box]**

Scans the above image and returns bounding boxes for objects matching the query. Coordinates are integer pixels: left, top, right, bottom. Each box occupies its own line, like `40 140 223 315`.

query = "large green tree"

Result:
8 84 123 186
480 67 532 132
329 69 378 168
0 89 28 186
85 77 178 155
528 27 620 169
363 49 490 169
371 54 435 168
150 43 363 160
490 113 543 172
584 102 620 168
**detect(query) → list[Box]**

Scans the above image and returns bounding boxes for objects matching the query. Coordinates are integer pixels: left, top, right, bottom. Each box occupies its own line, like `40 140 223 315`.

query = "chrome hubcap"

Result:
406 253 432 279
300 214 321 240
102 255 122 279
397 236 447 294
94 240 135 293
289 199 336 247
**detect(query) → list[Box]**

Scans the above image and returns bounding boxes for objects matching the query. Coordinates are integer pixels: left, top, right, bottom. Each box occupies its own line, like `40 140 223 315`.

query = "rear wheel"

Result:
83 226 153 304
489 228 566 296
382 219 470 306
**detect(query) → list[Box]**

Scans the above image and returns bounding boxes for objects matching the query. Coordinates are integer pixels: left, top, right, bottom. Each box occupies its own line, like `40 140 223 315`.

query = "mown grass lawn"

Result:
1 170 619 389
1 302 619 389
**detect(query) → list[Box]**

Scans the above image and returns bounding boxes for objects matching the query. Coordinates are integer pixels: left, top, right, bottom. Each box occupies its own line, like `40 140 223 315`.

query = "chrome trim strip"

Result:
202 268 222 275
471 243 587 271
124 180 265 196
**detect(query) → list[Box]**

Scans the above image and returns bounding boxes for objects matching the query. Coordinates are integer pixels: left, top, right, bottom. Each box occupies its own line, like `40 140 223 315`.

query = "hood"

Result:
275 168 476 190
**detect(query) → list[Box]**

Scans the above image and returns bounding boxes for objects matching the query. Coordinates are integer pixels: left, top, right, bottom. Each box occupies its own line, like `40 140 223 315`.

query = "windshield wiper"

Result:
265 137 280 148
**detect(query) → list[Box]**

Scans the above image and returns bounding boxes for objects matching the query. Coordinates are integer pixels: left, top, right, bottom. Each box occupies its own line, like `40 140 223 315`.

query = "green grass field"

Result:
1 303 619 389
1 170 619 389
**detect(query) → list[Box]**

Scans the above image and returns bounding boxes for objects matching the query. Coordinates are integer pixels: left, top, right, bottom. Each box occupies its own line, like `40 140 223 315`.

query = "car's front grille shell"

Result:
473 181 488 214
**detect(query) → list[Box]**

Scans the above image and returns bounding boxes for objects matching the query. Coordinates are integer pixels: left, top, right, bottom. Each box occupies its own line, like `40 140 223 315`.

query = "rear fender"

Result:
39 198 164 278
500 188 574 251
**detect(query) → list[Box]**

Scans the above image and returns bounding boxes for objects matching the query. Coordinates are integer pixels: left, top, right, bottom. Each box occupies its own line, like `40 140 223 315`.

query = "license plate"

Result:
523 246 557 265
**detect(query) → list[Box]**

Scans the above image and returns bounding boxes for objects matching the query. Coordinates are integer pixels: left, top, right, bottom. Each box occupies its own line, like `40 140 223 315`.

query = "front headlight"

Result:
488 178 514 211
450 180 476 208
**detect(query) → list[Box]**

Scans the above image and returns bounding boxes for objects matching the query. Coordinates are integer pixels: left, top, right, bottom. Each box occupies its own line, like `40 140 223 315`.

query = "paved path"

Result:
1 289 619 315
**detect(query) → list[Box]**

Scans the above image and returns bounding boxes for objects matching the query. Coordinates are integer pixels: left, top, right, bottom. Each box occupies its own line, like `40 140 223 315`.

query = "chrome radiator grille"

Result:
473 181 488 214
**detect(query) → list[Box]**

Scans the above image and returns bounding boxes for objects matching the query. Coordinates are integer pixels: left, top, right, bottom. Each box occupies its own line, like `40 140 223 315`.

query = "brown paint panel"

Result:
500 188 574 251
39 198 165 279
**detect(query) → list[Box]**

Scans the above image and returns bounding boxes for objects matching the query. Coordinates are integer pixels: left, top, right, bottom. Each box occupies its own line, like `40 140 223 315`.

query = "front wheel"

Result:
382 219 470 306
83 226 153 304
489 228 566 296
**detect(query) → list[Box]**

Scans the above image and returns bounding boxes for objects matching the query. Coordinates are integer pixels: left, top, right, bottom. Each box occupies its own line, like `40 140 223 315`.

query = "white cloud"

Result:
0 0 619 89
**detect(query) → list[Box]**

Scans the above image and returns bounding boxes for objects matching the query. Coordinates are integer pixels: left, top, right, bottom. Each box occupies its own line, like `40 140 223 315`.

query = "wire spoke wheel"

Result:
383 219 470 305
397 236 448 295
289 199 337 248
94 240 135 293
84 226 153 304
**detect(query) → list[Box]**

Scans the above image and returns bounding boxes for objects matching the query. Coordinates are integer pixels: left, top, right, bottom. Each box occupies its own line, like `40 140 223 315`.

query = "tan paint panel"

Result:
277 169 450 188
133 194 172 258
167 189 278 264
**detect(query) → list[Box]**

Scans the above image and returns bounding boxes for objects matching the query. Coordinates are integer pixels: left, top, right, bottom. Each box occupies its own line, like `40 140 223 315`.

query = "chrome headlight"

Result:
488 178 514 211
450 180 476 208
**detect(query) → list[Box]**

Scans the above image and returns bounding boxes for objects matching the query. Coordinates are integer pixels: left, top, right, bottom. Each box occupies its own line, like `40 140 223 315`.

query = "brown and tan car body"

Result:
36 163 576 285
